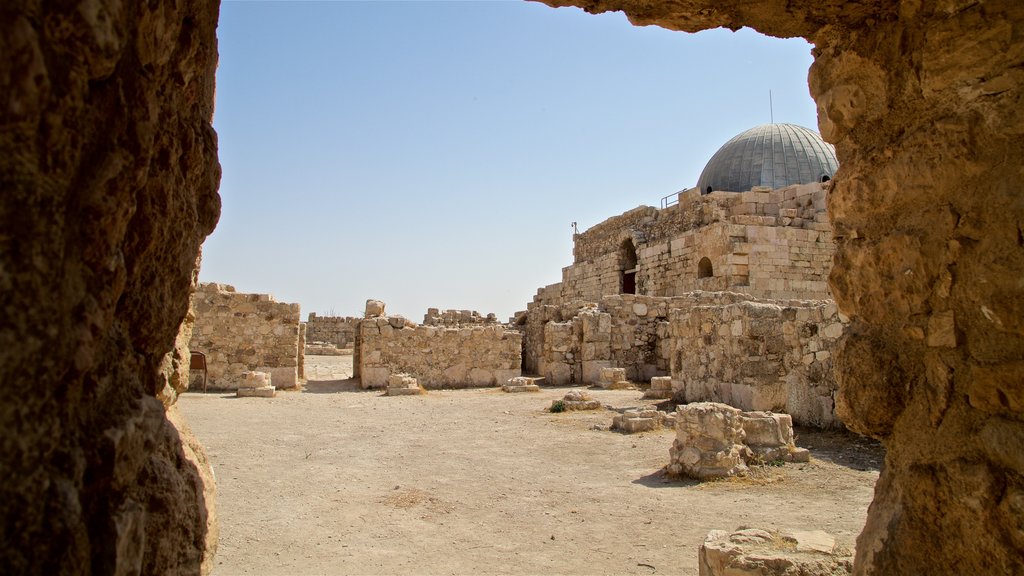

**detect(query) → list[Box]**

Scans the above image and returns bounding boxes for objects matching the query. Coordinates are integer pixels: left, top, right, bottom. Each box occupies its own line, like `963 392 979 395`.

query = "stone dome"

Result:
696 123 838 193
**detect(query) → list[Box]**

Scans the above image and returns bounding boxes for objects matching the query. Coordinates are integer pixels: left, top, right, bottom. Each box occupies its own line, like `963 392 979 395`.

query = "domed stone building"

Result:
697 123 838 193
519 124 844 428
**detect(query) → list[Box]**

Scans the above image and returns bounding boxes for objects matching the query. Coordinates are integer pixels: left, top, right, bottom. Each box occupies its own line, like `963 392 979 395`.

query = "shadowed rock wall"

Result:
539 0 1024 573
1 1 221 574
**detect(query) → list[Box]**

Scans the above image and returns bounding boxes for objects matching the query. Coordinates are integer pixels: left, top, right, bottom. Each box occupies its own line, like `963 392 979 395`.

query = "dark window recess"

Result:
623 271 637 294
698 257 714 279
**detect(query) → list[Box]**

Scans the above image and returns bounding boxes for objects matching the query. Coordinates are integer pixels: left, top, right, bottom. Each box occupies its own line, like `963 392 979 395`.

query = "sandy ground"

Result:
179 356 882 576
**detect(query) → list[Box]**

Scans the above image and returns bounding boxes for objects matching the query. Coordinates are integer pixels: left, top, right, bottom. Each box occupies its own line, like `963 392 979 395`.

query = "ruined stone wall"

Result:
539 1 1024 572
537 184 833 309
358 315 522 389
670 300 845 428
423 307 499 326
0 1 221 573
305 313 359 348
527 292 761 385
189 283 302 389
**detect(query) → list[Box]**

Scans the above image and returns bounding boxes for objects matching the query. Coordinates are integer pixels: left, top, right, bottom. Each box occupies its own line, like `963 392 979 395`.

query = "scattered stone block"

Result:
386 373 425 396
643 376 673 399
503 376 542 393
698 528 852 576
557 389 601 411
598 367 626 389
741 411 810 464
613 409 671 433
237 386 276 398
236 372 276 397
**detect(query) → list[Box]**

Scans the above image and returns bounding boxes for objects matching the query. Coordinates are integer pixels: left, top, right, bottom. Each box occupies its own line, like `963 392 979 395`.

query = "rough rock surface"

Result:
0 1 221 574
537 1 1024 573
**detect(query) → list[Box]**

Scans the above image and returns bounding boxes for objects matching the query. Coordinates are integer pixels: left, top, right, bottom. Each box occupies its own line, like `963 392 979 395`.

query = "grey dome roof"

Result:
696 123 838 193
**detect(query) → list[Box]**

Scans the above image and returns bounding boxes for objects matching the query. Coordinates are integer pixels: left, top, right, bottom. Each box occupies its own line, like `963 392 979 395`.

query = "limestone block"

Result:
546 362 572 386
558 389 602 410
599 367 626 387
643 376 674 399
386 373 425 396
260 366 297 390
361 366 389 389
503 376 542 393
698 528 851 576
238 371 271 389
612 409 668 433
582 360 611 385
237 386 276 398
364 299 386 318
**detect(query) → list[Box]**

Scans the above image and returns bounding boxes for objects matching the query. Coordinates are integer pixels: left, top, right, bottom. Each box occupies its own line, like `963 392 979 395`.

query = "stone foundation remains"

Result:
189 283 302 390
356 301 522 389
423 308 499 327
669 402 807 479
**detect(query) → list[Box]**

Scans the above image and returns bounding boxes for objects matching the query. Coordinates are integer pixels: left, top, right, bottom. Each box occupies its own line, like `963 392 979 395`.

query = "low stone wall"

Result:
670 299 845 428
357 313 522 389
422 308 499 327
305 313 359 348
189 283 302 389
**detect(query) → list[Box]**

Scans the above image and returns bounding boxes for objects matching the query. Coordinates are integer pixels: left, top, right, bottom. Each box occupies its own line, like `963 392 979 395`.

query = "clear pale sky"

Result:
202 0 819 321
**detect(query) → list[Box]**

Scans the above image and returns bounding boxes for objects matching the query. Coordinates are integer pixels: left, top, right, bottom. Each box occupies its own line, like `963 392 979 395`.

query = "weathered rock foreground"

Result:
0 1 221 574
536 1 1024 573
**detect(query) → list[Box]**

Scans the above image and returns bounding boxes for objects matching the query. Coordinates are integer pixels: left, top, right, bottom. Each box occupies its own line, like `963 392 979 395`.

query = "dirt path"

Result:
179 356 881 576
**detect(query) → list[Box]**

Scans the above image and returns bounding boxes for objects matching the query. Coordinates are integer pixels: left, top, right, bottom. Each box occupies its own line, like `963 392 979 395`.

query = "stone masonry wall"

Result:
526 292 763 385
531 183 833 312
190 283 302 389
358 315 522 389
305 313 359 348
671 299 845 428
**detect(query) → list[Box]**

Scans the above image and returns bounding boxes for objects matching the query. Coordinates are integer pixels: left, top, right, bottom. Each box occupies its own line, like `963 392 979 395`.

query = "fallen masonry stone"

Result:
239 371 271 389
598 367 626 389
698 528 852 576
613 409 672 433
237 386 275 398
557 389 602 411
386 373 425 396
643 376 673 399
503 376 542 393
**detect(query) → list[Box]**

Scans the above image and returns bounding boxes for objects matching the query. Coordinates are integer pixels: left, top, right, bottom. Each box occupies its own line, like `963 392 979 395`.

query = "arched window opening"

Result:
705 185 713 194
698 257 714 279
621 239 638 294
820 174 831 183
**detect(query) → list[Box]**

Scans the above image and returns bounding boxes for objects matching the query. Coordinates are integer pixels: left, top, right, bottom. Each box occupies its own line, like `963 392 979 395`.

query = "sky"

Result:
202 0 820 321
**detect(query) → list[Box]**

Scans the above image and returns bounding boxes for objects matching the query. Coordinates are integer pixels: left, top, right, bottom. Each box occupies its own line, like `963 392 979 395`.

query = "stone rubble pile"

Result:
385 373 425 396
698 528 852 576
236 370 276 398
